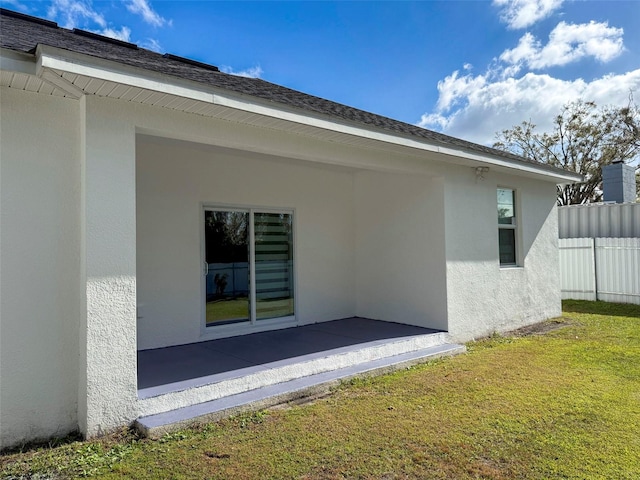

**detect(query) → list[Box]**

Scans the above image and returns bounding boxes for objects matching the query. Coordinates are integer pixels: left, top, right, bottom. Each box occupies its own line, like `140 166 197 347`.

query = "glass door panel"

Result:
254 213 294 320
204 210 250 326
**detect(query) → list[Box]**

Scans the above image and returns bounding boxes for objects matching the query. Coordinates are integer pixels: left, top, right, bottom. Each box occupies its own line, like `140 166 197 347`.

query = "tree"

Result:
493 99 640 205
205 211 249 263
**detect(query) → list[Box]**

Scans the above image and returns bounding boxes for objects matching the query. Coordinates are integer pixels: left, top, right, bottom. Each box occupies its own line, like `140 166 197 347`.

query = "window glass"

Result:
498 188 517 266
204 210 250 326
254 213 294 320
497 188 515 225
204 208 294 328
498 229 516 265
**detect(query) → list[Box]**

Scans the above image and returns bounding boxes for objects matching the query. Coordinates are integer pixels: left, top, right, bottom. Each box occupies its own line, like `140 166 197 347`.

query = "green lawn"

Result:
3 300 639 479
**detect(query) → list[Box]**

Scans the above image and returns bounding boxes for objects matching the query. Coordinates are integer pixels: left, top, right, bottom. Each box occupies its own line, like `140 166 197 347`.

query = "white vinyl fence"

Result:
558 203 640 239
559 238 640 305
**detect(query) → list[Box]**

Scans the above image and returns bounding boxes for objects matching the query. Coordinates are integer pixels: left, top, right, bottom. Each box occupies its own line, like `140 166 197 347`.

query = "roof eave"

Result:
19 44 583 184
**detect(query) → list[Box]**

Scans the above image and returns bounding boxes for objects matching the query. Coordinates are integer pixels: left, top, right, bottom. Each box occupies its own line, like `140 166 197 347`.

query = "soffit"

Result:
1 69 67 96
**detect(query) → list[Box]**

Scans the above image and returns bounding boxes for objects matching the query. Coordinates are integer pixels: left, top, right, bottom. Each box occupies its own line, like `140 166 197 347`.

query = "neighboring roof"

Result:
0 8 580 180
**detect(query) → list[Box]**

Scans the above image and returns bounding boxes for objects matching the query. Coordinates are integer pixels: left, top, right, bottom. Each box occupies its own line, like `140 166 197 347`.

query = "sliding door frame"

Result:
200 203 298 340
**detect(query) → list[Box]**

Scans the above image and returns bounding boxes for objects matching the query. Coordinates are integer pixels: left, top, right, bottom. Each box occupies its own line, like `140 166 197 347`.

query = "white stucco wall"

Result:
0 87 81 448
78 96 138 438
136 138 356 350
443 168 561 341
354 171 448 330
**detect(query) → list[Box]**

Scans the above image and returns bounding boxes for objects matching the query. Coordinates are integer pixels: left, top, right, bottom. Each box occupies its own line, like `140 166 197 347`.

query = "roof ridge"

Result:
72 27 138 50
163 53 219 72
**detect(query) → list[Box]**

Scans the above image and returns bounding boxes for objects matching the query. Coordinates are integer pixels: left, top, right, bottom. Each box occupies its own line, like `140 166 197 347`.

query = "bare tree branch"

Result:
493 99 640 205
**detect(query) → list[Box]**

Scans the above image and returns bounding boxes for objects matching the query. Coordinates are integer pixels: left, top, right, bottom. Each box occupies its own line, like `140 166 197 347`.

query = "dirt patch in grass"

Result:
507 317 576 337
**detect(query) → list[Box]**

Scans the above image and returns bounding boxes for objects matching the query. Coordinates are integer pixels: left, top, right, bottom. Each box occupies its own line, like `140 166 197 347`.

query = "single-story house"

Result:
0 8 582 448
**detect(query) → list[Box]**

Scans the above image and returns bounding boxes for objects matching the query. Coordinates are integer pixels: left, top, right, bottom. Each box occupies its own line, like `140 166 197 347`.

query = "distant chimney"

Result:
602 161 637 203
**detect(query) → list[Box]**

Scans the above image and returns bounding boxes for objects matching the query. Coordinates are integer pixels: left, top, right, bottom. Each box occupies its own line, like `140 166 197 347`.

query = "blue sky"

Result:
3 0 639 145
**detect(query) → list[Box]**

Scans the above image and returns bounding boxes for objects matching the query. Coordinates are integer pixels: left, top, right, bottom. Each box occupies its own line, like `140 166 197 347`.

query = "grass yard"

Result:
2 300 639 479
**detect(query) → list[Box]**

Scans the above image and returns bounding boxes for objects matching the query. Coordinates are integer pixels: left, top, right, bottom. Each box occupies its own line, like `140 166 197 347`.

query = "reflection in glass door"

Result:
204 210 250 326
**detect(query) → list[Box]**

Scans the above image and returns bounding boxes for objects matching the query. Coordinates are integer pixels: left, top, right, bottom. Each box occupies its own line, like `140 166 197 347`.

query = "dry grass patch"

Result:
507 317 575 336
2 300 639 479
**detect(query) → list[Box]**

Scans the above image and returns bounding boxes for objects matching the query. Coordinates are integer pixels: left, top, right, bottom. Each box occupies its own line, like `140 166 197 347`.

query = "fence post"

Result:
592 237 598 301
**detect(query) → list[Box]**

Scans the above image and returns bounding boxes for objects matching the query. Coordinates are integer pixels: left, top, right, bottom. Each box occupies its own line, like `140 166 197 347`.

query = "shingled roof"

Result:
0 8 575 177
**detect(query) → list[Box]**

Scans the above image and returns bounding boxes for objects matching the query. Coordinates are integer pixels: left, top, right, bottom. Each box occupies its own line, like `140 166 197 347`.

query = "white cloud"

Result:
97 26 132 42
500 21 624 69
47 0 133 43
420 10 632 147
418 69 640 145
220 65 264 79
432 70 488 112
47 0 106 29
125 0 169 27
493 0 564 29
140 38 163 53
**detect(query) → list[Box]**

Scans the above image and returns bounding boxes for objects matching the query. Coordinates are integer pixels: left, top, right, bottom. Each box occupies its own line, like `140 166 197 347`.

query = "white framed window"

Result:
497 188 517 266
203 207 294 328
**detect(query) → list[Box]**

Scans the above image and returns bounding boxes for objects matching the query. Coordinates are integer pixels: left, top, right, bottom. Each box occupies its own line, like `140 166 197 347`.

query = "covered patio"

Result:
133 116 453 436
138 318 442 394
136 318 461 437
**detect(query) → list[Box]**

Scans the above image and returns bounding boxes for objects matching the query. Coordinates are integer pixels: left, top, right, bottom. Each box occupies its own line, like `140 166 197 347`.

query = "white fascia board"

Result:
35 45 581 184
36 45 215 103
436 145 583 184
0 48 37 75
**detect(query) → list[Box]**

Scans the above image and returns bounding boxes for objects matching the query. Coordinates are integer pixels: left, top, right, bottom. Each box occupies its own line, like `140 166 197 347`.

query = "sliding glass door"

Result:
204 210 250 326
204 208 294 328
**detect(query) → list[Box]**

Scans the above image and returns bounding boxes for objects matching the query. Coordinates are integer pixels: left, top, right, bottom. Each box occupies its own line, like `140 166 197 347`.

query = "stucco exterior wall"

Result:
443 168 561 341
0 87 81 448
136 138 356 350
354 171 448 330
79 96 138 438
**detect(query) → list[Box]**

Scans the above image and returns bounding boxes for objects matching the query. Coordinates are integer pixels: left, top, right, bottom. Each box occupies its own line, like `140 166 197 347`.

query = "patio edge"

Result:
135 342 466 439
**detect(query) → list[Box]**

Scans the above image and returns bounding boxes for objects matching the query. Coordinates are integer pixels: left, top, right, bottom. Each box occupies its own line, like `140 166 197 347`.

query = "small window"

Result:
497 188 517 266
